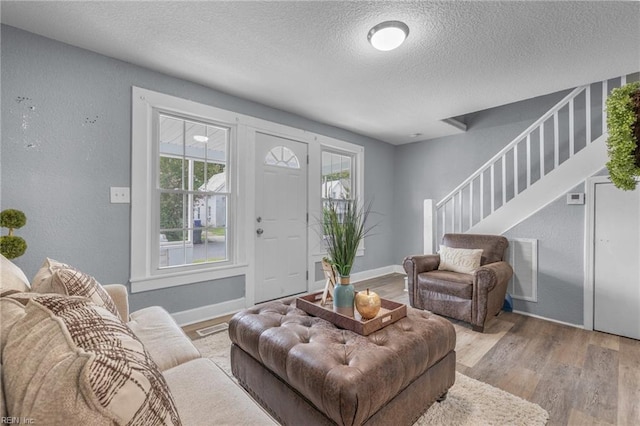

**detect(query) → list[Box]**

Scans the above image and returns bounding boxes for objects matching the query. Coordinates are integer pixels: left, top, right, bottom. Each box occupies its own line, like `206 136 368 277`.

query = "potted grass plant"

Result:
322 198 374 316
605 81 640 190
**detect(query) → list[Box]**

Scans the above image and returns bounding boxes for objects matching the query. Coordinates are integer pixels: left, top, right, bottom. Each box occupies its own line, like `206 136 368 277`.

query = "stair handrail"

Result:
436 84 588 208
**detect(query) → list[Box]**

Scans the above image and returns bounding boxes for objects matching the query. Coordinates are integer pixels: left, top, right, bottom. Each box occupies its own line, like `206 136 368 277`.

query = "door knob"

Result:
256 228 264 235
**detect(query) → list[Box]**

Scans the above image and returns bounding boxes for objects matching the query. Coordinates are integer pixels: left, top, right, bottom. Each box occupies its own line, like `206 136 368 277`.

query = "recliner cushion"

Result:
418 270 473 299
442 234 508 265
437 246 482 273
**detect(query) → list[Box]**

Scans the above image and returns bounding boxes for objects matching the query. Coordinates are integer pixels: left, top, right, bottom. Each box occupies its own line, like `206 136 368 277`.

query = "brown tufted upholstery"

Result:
229 299 456 426
403 233 513 332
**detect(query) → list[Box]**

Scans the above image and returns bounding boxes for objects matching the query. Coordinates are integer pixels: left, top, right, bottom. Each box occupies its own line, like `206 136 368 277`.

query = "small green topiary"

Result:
0 235 27 259
0 209 27 235
0 209 27 259
605 81 640 191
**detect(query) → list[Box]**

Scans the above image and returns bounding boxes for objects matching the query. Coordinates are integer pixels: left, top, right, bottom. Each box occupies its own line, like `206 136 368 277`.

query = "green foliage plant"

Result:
322 199 374 277
605 81 640 190
0 209 27 259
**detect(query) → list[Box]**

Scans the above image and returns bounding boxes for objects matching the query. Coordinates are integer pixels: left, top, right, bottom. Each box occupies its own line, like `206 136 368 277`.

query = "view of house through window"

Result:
321 150 353 216
158 113 230 268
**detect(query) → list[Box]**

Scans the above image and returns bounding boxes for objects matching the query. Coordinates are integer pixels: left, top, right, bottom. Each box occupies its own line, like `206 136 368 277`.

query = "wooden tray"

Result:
296 292 407 336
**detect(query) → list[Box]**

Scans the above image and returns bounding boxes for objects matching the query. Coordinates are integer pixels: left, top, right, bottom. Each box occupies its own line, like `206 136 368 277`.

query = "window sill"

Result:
130 263 248 293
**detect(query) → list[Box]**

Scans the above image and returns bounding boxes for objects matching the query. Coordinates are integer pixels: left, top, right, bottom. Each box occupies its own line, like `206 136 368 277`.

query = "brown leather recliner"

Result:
403 233 513 332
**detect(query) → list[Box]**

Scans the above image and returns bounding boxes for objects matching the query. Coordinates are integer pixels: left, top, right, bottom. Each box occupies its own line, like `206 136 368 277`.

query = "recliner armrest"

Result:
473 261 513 292
403 254 440 307
103 284 129 321
403 254 440 276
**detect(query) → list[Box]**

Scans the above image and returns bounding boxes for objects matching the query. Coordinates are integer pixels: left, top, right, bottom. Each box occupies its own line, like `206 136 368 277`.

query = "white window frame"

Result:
321 148 355 201
131 87 248 292
132 87 364 298
312 137 365 258
154 112 233 270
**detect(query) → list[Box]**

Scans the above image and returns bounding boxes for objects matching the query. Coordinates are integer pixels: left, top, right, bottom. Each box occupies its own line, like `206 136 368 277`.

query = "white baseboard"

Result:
350 264 405 282
171 297 246 327
313 264 405 287
172 265 407 327
512 309 583 329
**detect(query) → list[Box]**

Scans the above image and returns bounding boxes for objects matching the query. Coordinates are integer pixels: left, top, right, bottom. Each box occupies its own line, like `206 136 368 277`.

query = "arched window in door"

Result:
264 146 300 169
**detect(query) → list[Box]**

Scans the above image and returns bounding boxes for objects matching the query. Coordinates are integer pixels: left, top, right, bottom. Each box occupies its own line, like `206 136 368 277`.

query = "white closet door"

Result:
593 181 640 340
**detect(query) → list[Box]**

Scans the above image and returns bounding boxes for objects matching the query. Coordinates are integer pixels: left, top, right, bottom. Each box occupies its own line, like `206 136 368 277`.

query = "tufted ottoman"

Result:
229 299 456 426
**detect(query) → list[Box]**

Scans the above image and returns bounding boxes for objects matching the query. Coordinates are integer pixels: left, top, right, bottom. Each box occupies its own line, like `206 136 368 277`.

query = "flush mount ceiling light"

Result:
193 135 209 142
367 21 409 51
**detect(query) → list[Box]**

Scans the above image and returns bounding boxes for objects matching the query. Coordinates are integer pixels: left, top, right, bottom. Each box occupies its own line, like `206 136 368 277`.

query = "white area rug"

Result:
194 330 549 426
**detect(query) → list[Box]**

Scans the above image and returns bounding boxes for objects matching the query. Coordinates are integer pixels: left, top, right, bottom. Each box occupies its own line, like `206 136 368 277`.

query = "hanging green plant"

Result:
605 81 640 190
0 209 27 259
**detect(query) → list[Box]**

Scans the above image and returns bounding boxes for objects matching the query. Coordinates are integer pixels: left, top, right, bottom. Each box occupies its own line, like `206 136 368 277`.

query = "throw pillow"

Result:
438 245 483 274
31 258 120 319
0 253 31 294
31 257 69 287
1 293 181 425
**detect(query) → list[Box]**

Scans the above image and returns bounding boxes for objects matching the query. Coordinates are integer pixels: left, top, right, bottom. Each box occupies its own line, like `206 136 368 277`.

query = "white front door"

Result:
593 181 640 340
254 132 308 303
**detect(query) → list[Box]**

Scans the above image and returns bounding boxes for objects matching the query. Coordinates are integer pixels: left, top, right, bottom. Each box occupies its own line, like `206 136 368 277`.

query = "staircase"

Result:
434 74 638 242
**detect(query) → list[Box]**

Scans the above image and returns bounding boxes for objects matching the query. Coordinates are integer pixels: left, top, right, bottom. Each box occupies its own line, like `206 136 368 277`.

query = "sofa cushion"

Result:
1 294 181 425
0 363 5 420
128 306 200 371
104 284 130 321
163 358 276 425
0 254 30 294
31 257 120 319
438 245 483 274
0 293 29 354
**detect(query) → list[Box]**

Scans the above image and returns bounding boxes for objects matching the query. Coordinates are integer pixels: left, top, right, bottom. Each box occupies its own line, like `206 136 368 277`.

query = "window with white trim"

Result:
157 113 230 268
321 149 355 212
318 144 365 257
131 88 244 292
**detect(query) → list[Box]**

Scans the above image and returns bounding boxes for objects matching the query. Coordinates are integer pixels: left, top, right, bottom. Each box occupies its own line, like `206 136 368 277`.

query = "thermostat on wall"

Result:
566 193 584 205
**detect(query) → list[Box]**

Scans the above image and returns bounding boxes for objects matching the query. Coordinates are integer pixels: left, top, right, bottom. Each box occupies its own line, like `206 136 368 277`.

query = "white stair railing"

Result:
435 74 636 242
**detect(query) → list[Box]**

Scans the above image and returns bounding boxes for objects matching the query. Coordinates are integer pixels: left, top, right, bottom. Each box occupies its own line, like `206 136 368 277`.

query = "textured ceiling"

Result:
2 1 639 145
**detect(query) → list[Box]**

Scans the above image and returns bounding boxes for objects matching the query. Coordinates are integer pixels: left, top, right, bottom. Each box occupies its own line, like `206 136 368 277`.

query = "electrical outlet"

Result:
110 187 130 204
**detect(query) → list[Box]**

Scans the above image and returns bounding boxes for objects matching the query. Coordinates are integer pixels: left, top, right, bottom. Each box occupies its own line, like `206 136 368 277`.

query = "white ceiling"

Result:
2 1 639 145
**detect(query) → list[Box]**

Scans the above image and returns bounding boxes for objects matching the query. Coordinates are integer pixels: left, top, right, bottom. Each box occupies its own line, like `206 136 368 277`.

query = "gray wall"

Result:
0 24 604 325
392 89 571 257
0 25 395 312
393 90 591 325
503 183 586 325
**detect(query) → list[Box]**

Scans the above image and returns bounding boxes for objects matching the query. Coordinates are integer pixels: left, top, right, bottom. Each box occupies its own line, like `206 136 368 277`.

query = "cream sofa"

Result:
0 254 276 425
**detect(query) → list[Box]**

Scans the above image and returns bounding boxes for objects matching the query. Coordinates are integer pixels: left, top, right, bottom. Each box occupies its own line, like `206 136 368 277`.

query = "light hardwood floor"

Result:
184 274 640 426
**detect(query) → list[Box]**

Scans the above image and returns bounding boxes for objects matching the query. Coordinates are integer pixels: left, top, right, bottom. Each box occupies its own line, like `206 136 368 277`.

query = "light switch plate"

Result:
110 187 130 204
